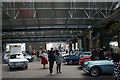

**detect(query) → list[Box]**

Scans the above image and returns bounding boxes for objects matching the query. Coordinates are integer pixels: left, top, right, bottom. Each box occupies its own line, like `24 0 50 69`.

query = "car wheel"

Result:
67 60 73 65
8 64 13 71
9 67 13 71
25 66 28 69
90 67 101 77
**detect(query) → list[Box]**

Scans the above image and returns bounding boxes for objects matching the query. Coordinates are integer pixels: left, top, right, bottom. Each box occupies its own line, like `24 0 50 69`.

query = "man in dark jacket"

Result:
48 48 55 75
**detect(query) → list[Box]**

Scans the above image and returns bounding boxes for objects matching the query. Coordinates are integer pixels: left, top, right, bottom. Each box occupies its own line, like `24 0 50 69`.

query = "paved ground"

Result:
2 61 112 79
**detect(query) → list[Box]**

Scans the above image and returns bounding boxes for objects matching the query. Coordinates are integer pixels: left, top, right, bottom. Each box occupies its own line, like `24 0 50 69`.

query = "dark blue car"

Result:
63 51 81 64
63 51 91 65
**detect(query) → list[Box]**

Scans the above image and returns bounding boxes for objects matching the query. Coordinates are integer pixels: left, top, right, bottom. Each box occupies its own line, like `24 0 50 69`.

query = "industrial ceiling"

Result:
2 2 119 43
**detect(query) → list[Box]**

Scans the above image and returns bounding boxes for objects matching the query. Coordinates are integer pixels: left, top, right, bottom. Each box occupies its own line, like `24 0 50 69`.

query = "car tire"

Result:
25 66 28 69
9 67 13 71
67 60 73 65
8 64 13 71
90 67 101 77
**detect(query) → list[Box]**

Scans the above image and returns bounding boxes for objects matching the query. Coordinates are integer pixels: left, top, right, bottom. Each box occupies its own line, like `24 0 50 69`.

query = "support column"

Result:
74 42 76 50
69 42 72 52
2 43 6 53
89 31 93 49
77 38 82 49
83 38 87 51
72 43 74 51
118 30 120 47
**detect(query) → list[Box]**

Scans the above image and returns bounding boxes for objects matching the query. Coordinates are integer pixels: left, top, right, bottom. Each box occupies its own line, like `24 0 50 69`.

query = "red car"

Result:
79 56 91 67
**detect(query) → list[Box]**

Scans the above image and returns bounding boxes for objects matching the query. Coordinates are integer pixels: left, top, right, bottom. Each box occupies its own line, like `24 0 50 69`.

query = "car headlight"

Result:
24 61 28 64
10 62 18 65
84 61 89 66
64 57 68 59
10 62 14 65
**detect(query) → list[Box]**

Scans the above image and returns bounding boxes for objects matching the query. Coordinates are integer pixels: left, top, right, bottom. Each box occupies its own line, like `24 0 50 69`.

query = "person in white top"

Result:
40 50 48 69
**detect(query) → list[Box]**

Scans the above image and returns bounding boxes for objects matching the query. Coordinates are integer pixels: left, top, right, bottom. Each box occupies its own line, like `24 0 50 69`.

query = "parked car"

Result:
3 53 10 63
24 54 33 62
83 60 114 77
79 56 91 67
62 51 69 58
7 53 29 70
80 52 91 58
63 51 81 64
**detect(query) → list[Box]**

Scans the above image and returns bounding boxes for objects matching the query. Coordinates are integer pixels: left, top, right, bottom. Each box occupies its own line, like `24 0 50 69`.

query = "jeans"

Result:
49 61 54 73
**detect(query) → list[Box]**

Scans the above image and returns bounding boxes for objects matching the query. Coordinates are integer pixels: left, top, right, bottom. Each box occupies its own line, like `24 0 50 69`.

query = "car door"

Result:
101 64 114 73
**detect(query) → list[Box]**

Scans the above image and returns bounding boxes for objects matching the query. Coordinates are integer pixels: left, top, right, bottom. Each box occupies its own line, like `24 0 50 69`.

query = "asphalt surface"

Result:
2 61 112 79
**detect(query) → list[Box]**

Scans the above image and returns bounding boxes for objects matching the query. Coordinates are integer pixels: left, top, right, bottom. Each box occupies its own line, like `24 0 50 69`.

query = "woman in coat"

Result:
55 50 63 73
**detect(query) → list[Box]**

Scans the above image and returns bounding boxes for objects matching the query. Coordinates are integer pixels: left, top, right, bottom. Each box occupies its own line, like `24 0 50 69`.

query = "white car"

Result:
4 53 10 63
8 53 29 70
62 51 69 57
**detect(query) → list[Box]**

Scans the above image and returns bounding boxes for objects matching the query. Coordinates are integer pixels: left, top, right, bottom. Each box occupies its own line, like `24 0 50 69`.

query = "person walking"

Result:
48 48 55 75
55 50 63 73
40 50 48 69
112 47 120 80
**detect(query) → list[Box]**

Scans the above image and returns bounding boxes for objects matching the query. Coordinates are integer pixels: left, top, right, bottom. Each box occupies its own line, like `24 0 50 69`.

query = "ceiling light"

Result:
88 26 91 28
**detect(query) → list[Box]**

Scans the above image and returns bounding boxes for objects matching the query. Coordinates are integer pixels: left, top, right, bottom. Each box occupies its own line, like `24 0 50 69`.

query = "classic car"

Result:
8 53 29 70
24 54 33 62
83 60 114 77
79 56 91 67
63 51 81 64
3 53 10 63
63 51 91 65
62 51 69 58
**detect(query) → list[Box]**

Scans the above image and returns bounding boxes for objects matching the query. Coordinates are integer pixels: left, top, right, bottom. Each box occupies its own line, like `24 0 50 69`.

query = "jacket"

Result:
48 51 55 62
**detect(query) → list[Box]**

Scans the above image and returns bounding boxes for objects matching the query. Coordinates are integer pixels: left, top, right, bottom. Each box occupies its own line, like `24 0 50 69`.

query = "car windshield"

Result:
82 52 91 56
74 51 81 56
10 54 24 59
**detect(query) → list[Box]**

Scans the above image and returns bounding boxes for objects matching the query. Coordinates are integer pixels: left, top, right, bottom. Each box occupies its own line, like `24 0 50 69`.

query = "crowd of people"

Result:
31 48 63 75
26 47 120 78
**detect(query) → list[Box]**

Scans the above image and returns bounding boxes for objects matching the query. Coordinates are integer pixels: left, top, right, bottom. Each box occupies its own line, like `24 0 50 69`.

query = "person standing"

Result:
41 50 48 69
112 47 120 80
36 50 40 61
48 48 55 75
55 50 63 73
99 48 105 60
91 48 100 60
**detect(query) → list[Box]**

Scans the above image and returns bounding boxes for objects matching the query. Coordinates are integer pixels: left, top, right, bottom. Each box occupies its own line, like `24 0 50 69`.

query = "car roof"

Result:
83 52 91 53
10 53 23 55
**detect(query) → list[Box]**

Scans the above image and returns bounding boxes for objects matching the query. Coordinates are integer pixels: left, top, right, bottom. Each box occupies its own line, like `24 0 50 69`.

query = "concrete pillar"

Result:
75 42 77 50
74 42 76 50
69 41 72 52
89 31 93 49
77 38 82 49
2 43 6 53
118 30 120 47
83 38 87 51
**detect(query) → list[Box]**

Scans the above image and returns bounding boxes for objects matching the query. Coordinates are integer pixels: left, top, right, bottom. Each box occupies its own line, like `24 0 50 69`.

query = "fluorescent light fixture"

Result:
114 1 120 9
88 26 91 28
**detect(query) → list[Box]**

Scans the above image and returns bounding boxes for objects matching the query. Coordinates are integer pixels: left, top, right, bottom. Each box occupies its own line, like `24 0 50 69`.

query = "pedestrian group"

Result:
39 48 63 75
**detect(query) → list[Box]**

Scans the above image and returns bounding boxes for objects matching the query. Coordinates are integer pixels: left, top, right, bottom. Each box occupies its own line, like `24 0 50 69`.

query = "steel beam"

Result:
2 8 115 11
6 18 104 20
2 27 87 32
